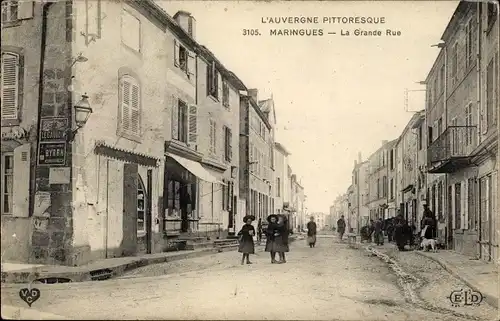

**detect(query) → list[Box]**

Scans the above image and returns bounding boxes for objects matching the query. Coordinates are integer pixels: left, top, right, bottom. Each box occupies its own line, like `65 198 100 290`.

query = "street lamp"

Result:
66 94 93 142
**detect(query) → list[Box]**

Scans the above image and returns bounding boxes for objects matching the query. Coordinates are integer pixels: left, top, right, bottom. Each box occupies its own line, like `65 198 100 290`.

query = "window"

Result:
178 100 188 143
1 0 18 23
486 56 496 129
121 9 141 52
224 126 232 162
487 3 498 32
207 62 219 99
439 65 445 95
174 40 195 78
433 77 438 103
209 119 216 155
377 178 380 198
382 176 387 197
1 52 21 122
222 80 230 107
465 103 473 145
118 75 141 138
137 175 146 235
465 19 474 68
85 0 102 40
276 178 281 197
418 125 423 150
450 43 458 85
1 153 13 215
390 149 394 169
437 117 442 137
467 178 476 230
427 126 433 146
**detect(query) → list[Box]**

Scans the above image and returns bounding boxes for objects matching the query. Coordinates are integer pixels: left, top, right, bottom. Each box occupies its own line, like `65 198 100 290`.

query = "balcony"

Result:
427 126 477 173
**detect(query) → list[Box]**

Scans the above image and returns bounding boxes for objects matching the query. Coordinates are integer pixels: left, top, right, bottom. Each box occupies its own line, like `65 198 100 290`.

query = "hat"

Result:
267 214 279 223
242 215 255 223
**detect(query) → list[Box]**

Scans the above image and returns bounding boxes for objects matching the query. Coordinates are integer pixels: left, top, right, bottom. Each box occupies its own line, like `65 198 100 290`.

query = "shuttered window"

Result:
209 119 216 155
222 81 230 107
1 52 20 121
224 126 232 162
1 1 18 22
119 75 141 138
1 153 14 215
187 104 197 150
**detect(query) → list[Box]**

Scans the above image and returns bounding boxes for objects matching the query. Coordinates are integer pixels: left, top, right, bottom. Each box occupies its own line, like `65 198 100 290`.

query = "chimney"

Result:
357 152 362 163
382 140 388 146
248 88 258 103
173 11 196 39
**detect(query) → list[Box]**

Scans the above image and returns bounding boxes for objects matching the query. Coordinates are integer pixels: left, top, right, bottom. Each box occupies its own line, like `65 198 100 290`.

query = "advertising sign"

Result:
38 142 66 166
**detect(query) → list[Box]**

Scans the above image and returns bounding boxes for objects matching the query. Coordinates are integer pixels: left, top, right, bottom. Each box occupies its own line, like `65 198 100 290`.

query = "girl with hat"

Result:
277 215 290 263
265 214 286 263
237 215 256 265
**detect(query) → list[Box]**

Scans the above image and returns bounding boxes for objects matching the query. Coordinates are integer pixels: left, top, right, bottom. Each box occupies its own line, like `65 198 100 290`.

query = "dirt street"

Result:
1 237 494 320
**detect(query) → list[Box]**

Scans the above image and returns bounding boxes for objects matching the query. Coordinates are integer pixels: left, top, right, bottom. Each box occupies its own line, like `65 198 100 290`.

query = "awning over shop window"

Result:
167 153 220 184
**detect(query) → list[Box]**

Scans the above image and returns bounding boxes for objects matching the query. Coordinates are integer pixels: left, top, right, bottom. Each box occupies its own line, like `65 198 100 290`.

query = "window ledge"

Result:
1 21 22 28
117 129 142 143
137 231 146 238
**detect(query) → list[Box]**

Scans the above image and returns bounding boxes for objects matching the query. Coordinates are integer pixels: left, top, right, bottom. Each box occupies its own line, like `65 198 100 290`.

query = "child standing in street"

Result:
238 215 256 265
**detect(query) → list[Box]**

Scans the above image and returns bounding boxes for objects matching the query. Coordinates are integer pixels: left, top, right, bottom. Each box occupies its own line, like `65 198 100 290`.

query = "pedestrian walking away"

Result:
373 217 384 245
257 218 263 245
337 215 346 241
238 215 256 265
306 216 317 248
265 214 287 263
277 215 290 263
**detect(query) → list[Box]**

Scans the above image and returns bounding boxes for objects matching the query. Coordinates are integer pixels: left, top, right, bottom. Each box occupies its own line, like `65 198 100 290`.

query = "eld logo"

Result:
19 287 41 307
448 289 484 307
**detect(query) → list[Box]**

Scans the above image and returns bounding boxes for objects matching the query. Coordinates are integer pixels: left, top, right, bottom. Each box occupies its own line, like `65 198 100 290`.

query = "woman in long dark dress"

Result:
306 216 317 248
393 215 406 251
238 215 255 265
277 215 290 263
265 214 283 263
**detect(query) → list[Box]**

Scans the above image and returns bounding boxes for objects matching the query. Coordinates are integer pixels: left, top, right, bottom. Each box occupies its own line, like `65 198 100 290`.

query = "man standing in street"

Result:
306 216 317 248
337 215 346 241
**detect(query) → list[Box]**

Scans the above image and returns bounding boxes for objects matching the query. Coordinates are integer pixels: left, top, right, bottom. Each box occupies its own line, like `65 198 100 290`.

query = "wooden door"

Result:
479 176 491 261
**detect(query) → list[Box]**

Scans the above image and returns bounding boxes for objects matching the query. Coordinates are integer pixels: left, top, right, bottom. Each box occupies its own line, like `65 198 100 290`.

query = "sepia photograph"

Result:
0 0 499 320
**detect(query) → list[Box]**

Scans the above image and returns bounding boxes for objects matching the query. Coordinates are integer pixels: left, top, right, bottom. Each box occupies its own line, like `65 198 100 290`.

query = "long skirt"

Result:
307 235 316 245
238 239 255 254
265 236 289 252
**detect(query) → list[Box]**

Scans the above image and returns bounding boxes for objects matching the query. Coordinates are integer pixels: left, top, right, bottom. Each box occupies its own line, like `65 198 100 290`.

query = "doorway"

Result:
479 176 492 262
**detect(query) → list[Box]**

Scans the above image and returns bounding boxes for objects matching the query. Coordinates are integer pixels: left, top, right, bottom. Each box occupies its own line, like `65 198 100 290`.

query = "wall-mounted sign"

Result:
38 142 66 166
33 191 51 217
1 126 28 141
40 118 68 141
49 167 70 184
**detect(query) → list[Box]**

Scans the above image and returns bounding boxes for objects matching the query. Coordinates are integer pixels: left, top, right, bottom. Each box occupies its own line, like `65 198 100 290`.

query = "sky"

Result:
158 0 459 214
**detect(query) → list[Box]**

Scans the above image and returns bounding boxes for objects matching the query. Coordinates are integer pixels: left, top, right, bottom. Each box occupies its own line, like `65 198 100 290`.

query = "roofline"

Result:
397 111 425 142
274 142 291 155
243 95 273 129
440 1 474 42
138 0 247 91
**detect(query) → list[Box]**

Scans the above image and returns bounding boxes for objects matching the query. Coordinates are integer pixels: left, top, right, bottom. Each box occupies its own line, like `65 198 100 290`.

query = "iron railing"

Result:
427 126 477 165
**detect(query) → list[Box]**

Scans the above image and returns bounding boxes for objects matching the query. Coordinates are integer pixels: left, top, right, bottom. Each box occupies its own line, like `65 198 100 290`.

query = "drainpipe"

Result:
34 2 54 214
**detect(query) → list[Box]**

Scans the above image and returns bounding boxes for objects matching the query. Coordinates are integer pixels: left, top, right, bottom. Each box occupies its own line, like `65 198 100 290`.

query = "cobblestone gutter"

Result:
364 246 488 321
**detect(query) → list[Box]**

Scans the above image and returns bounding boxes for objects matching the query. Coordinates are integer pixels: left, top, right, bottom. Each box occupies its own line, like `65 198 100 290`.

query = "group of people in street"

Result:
237 214 290 265
359 203 438 251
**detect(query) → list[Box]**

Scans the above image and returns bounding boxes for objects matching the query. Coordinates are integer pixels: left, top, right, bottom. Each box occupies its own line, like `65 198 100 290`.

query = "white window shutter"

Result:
12 144 31 218
217 72 223 100
174 40 180 67
188 104 197 149
131 84 140 135
18 1 34 20
171 96 178 140
213 121 217 154
187 52 195 78
209 120 214 154
1 53 20 120
121 79 131 131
